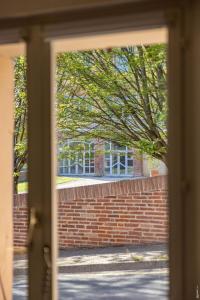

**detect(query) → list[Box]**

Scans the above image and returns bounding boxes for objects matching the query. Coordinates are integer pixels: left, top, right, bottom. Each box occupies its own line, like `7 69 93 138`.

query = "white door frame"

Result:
27 27 57 300
0 1 200 299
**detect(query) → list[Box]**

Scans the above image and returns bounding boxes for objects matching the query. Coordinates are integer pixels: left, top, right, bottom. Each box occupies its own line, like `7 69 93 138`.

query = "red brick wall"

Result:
14 176 168 248
13 194 28 246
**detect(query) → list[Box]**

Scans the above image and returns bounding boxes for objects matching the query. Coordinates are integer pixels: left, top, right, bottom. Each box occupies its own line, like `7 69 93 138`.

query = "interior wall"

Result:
0 0 135 19
0 54 14 300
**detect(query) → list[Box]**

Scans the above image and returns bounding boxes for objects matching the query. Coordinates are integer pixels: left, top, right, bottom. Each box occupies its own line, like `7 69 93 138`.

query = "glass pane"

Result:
90 167 95 173
70 165 76 174
112 155 118 165
85 160 89 166
120 164 126 174
85 167 89 173
112 165 118 174
128 160 133 166
105 160 110 167
120 155 125 165
128 166 133 174
78 165 83 173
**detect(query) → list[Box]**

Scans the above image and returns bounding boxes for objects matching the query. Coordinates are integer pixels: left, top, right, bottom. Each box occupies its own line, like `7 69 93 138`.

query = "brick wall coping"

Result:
14 175 167 205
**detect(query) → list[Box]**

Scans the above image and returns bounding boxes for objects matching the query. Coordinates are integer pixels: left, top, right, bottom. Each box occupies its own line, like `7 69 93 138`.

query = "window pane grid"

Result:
104 142 134 176
59 141 95 175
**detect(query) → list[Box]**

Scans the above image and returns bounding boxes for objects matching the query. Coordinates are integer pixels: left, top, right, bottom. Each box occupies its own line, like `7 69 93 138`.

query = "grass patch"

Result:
18 182 28 193
154 254 168 261
17 176 79 193
56 176 79 185
131 255 144 262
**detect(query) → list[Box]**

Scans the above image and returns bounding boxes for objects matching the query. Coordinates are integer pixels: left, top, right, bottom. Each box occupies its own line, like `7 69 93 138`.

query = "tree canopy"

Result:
57 44 167 163
13 43 167 192
14 56 27 191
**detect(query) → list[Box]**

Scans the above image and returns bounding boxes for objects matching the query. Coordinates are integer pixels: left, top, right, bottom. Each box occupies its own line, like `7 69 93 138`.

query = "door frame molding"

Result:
0 1 199 299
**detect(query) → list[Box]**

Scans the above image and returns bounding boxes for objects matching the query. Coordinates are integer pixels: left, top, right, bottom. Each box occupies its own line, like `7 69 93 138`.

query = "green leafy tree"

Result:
14 56 27 193
13 44 167 193
57 44 167 163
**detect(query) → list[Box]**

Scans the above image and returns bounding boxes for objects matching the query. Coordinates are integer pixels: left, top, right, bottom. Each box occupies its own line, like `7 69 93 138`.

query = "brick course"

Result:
14 176 168 248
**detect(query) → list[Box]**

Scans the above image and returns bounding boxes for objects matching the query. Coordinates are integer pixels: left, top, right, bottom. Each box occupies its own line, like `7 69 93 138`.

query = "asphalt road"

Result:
13 269 168 300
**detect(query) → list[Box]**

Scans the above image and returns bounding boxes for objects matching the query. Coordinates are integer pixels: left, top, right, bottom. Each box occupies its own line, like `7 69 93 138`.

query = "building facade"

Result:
58 139 143 177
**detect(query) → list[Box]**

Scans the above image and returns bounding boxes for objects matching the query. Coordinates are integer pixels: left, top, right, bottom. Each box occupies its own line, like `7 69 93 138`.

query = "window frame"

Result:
59 140 95 176
104 142 134 176
0 1 198 299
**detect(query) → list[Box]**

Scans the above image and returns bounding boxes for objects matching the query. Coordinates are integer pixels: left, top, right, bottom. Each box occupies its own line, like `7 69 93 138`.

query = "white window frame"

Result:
27 26 57 299
59 140 95 175
104 142 134 176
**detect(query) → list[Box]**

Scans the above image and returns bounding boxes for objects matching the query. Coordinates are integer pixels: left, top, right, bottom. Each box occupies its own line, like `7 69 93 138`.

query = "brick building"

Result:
19 139 166 181
58 139 144 177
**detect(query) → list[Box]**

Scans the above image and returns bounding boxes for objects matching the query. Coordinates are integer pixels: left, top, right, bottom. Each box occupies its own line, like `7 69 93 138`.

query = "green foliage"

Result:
13 44 167 192
56 45 167 162
14 56 27 191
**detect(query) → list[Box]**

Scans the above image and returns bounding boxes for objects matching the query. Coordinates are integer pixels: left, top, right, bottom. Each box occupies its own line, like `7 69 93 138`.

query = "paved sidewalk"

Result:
14 269 169 300
58 269 169 300
14 244 168 299
14 244 168 275
58 243 168 266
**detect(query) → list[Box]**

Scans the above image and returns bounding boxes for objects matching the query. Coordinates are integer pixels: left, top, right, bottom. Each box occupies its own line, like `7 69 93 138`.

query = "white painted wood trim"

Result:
0 54 14 300
27 26 57 300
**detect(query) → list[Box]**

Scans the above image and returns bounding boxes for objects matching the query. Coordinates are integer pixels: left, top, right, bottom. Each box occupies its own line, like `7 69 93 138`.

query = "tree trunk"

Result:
13 174 19 194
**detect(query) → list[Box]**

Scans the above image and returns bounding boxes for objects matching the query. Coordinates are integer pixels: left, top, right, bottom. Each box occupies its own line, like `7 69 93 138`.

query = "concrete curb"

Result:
14 260 168 276
59 260 167 273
